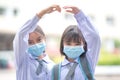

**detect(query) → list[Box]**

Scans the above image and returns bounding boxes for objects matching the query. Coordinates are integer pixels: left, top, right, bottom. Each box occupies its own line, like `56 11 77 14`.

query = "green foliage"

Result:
98 49 120 65
50 56 64 64
114 39 120 48
50 49 120 65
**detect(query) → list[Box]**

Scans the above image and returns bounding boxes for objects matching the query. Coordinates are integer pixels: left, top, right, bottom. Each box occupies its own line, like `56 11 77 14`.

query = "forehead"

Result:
63 33 82 43
29 31 43 40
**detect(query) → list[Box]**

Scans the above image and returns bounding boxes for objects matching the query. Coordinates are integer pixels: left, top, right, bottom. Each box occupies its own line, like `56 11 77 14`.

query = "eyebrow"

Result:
28 39 32 41
37 36 43 39
29 36 42 40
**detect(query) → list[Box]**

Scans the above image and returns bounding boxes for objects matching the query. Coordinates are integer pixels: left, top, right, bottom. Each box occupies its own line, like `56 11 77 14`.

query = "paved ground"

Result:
0 66 120 80
95 75 120 80
95 66 120 80
0 69 16 80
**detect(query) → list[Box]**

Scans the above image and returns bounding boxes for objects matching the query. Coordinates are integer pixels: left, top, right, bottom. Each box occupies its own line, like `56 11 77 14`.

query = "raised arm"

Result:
75 10 101 72
13 15 39 67
13 5 61 68
63 6 101 73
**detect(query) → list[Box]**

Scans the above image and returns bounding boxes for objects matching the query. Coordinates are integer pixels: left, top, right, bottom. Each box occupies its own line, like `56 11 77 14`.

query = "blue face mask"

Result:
63 45 85 59
27 42 46 57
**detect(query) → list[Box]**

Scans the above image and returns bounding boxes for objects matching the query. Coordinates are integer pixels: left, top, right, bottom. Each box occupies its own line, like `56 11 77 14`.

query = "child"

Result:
52 6 101 80
13 5 61 80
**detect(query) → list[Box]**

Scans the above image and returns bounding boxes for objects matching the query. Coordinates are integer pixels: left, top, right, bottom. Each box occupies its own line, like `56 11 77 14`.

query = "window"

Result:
106 16 115 26
0 7 6 16
13 8 18 16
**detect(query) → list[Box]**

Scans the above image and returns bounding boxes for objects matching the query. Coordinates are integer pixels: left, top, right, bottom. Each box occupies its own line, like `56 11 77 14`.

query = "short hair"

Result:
34 25 45 38
60 25 87 57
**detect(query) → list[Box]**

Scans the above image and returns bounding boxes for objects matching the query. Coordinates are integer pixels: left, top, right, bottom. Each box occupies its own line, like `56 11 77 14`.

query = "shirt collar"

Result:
28 52 50 64
42 54 52 63
61 58 79 66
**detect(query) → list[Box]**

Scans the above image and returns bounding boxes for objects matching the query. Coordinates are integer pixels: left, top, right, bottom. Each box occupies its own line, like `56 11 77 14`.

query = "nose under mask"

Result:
27 42 46 57
63 45 85 59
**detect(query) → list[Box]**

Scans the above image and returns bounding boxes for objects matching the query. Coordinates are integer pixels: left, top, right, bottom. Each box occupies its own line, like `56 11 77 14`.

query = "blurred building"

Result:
0 0 120 51
0 0 16 50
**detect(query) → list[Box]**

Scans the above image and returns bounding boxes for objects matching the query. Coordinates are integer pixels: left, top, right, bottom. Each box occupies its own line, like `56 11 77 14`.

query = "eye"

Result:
75 43 81 45
37 37 42 43
64 41 71 45
64 41 81 46
28 41 34 45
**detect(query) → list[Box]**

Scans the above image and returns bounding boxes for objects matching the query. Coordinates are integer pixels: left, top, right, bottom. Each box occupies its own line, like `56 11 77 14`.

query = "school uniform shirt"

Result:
60 11 101 80
13 15 55 80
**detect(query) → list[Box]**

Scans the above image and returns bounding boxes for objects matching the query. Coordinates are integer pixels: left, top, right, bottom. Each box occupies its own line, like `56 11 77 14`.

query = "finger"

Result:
52 8 61 13
64 8 73 12
56 6 61 12
65 10 74 14
63 6 74 9
52 7 57 11
63 6 74 12
53 5 61 12
63 6 80 14
63 7 73 13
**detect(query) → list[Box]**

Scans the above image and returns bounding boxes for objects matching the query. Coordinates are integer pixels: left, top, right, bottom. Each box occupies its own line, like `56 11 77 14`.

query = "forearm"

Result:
74 11 101 70
74 11 99 37
74 11 101 46
37 9 47 18
13 15 39 67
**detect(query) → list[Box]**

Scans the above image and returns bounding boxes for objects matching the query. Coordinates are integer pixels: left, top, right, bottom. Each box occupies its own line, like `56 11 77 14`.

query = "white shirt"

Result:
60 11 101 80
13 15 55 80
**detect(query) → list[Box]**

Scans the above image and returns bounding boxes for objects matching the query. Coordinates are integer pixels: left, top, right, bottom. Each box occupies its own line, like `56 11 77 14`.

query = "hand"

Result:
37 4 61 18
44 4 61 14
63 6 80 15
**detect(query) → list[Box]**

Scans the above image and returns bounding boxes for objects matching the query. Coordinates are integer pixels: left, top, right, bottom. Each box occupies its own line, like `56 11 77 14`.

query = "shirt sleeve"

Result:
74 11 101 73
13 15 40 68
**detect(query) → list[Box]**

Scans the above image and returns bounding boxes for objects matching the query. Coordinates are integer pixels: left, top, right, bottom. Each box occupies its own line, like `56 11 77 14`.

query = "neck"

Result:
67 58 75 62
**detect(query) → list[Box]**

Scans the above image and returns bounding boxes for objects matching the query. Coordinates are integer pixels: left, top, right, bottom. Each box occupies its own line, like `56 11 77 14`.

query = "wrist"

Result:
37 9 46 19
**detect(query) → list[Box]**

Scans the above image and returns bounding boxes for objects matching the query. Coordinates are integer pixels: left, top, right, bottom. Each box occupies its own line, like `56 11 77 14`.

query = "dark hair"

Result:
60 25 87 57
34 25 45 38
